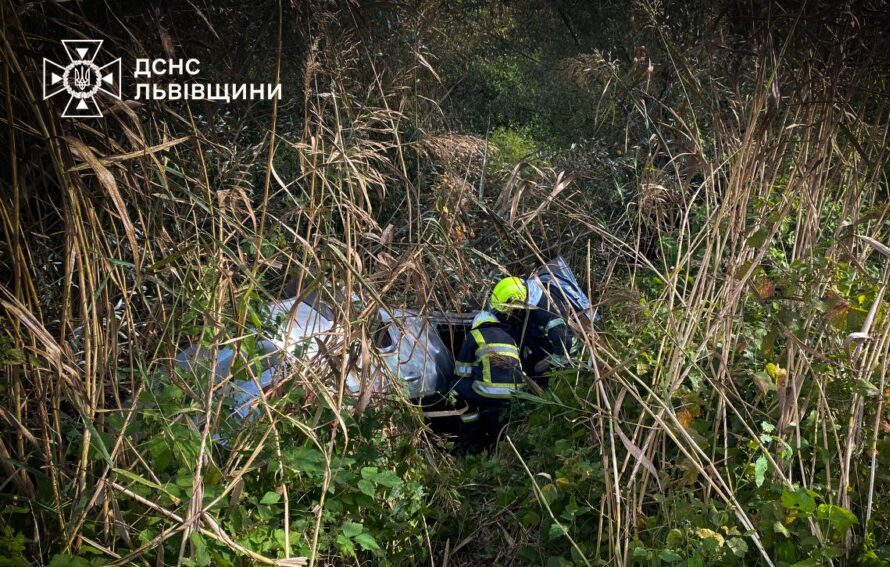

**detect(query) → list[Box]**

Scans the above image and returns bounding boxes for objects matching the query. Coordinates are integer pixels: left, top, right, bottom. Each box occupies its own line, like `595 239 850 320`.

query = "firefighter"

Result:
513 277 575 388
451 277 528 436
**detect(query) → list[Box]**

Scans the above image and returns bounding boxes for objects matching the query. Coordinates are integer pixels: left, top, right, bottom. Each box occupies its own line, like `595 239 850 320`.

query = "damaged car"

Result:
175 257 593 420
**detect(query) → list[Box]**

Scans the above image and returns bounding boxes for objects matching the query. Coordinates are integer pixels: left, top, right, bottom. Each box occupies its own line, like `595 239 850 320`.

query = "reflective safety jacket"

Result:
454 311 526 398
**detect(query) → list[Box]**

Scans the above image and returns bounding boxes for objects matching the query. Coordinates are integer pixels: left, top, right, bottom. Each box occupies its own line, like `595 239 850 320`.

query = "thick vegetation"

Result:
2 1 890 566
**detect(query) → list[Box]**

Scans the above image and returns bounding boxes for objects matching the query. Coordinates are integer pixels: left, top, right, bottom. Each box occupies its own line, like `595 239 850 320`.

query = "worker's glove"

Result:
533 360 551 375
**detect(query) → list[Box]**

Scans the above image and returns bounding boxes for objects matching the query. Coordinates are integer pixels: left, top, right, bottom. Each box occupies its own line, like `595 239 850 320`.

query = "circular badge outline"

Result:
61 60 102 99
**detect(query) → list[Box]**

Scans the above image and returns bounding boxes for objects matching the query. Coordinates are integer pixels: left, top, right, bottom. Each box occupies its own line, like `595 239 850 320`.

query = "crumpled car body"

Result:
175 257 590 418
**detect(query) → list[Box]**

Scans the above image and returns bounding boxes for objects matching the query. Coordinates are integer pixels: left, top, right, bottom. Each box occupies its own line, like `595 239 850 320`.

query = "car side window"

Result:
375 322 395 350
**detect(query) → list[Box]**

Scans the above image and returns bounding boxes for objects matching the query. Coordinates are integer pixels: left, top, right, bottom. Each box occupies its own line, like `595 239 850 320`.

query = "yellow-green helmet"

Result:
490 276 528 313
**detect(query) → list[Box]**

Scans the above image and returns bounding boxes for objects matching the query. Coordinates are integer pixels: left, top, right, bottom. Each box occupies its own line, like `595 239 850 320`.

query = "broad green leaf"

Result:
666 528 683 549
374 470 402 488
541 483 559 505
658 548 683 562
357 479 375 498
259 491 281 505
548 522 567 541
341 521 364 538
273 529 286 548
48 555 93 567
773 521 791 538
335 534 355 557
747 227 770 248
815 504 858 533
727 537 748 557
190 533 211 567
354 532 380 552
695 528 724 547
781 487 816 514
285 446 326 477
851 378 879 397
754 455 768 487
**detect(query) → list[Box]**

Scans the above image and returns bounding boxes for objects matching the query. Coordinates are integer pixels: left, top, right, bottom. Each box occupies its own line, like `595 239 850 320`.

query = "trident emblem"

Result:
73 66 91 90
43 40 121 118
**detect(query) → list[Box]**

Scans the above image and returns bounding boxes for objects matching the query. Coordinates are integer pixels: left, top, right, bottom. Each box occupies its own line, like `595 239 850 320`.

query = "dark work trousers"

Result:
450 377 508 451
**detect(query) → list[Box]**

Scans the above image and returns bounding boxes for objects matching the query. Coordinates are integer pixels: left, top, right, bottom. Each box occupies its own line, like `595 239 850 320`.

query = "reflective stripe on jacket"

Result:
470 328 520 384
454 316 525 398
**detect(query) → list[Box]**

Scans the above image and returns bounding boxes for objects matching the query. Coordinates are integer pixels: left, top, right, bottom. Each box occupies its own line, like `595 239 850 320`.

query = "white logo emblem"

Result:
43 40 121 118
